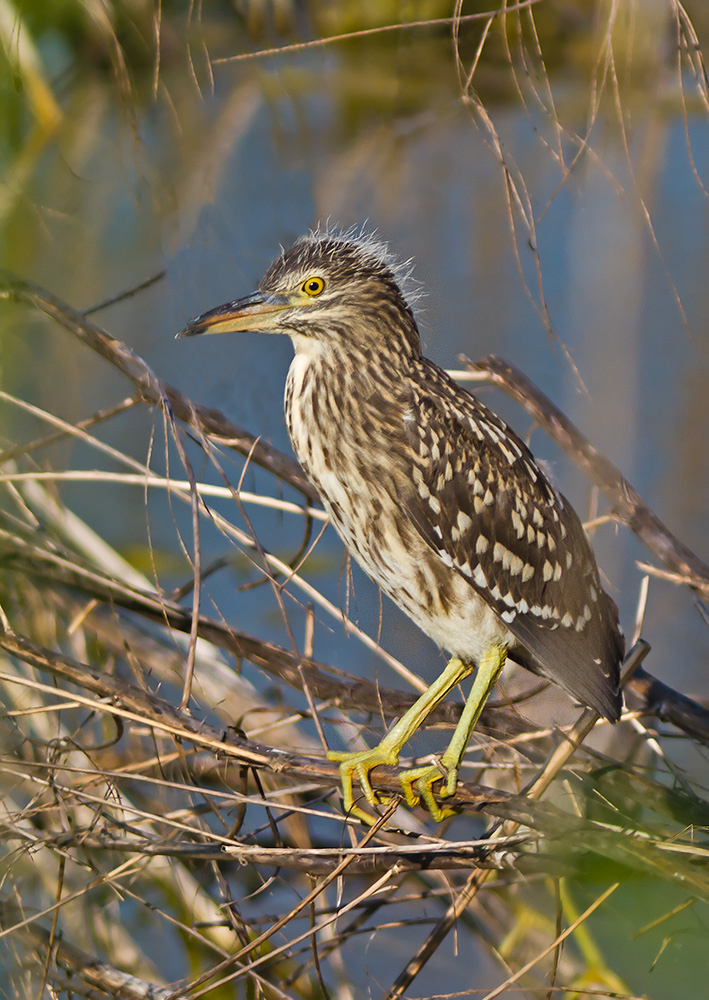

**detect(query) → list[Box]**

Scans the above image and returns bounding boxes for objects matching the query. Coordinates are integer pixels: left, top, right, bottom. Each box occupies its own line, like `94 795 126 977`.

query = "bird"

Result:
178 227 624 822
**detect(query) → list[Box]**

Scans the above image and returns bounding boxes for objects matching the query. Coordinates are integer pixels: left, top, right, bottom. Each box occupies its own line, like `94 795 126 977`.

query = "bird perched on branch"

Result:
178 227 624 822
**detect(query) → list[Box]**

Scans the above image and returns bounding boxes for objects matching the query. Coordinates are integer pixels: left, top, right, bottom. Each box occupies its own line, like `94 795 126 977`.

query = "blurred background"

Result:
1 2 708 998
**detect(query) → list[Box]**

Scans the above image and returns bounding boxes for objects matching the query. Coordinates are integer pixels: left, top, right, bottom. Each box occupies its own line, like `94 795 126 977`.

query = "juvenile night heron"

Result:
179 228 624 822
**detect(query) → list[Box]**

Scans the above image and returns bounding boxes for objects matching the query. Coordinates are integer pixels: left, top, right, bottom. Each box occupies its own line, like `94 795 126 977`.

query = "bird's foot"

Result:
327 746 400 824
328 746 461 824
399 759 459 823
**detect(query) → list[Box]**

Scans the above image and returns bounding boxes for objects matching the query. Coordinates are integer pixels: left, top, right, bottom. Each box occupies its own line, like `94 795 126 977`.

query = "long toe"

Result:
327 745 400 818
397 762 459 822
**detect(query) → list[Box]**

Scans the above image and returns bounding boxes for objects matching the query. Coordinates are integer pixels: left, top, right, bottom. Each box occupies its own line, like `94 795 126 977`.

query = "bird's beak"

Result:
176 291 292 338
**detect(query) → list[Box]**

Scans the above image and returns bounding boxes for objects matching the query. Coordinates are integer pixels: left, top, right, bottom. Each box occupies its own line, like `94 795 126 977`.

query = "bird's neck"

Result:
288 332 411 390
284 336 408 484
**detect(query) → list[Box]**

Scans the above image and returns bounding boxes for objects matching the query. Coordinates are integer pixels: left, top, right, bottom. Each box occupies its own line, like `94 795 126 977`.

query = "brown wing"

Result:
402 359 623 720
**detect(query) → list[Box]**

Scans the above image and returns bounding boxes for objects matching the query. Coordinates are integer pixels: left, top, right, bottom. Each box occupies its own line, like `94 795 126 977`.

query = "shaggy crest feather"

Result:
292 223 423 310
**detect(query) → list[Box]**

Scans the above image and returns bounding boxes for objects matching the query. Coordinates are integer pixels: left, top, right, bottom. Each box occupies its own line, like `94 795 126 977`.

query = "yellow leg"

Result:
399 644 507 821
328 656 474 822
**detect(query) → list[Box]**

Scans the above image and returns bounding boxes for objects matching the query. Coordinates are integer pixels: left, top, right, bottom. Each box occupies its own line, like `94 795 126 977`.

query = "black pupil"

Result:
308 280 320 292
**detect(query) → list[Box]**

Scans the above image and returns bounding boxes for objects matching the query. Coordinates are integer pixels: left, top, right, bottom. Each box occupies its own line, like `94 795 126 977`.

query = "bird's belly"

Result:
322 484 512 665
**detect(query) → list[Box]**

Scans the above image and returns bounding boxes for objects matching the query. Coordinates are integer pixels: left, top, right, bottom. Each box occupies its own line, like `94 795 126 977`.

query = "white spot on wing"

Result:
509 554 523 576
457 511 472 532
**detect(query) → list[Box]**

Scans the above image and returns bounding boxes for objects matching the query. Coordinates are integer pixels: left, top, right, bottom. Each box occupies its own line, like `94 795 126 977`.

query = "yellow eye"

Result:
302 276 325 297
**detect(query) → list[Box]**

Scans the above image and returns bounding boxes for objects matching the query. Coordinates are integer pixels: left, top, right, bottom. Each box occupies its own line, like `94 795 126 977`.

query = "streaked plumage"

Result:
179 227 624 820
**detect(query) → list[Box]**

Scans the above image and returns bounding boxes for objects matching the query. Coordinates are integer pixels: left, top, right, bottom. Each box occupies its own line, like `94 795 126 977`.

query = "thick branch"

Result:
0 827 522 875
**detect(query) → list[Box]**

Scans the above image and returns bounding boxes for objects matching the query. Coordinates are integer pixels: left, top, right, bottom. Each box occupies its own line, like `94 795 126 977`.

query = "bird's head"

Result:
178 228 422 361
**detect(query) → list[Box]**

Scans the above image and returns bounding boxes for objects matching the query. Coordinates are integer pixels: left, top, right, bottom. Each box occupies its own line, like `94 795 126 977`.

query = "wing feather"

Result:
403 359 623 719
